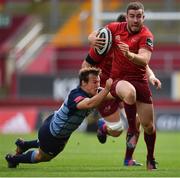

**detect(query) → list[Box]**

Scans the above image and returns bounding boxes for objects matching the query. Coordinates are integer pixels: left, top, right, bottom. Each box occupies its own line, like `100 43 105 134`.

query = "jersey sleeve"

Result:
88 47 104 64
139 33 154 52
68 92 86 110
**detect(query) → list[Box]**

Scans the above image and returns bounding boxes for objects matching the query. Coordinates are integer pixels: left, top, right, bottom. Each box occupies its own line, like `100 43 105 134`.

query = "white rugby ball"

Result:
95 27 112 55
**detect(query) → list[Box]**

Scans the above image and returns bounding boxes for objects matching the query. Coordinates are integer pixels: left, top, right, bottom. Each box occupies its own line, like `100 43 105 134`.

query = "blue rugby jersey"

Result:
49 86 92 138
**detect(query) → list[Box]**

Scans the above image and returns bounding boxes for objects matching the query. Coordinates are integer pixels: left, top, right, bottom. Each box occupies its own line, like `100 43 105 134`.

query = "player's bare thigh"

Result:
113 80 136 105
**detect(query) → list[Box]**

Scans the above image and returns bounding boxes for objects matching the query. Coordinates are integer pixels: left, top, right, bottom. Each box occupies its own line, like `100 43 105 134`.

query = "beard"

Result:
127 24 142 34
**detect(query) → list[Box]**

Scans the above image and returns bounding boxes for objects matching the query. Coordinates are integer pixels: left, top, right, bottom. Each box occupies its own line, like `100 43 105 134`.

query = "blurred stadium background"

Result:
0 0 180 134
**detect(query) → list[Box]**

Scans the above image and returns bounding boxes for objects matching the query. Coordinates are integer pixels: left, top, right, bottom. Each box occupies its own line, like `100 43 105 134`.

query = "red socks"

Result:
144 131 156 161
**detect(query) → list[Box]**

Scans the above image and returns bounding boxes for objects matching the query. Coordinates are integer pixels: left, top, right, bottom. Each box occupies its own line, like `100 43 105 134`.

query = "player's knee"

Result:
108 129 123 137
116 81 136 104
143 123 155 134
38 156 53 162
124 88 136 105
35 152 53 162
106 120 124 137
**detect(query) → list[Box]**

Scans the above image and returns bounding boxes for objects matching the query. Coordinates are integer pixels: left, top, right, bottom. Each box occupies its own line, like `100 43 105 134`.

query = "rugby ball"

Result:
95 27 112 55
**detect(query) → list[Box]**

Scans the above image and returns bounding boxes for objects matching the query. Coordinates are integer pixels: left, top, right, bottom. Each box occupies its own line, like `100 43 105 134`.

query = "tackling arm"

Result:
77 78 112 109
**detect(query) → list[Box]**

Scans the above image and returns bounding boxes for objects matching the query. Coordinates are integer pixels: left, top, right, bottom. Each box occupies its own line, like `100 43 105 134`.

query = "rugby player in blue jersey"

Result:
5 67 113 168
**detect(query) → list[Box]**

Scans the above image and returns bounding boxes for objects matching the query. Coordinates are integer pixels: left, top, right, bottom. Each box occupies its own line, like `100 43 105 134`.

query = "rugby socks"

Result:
98 118 107 134
124 103 139 161
124 131 140 160
23 140 39 149
144 131 156 161
11 150 38 164
124 103 138 133
102 123 107 134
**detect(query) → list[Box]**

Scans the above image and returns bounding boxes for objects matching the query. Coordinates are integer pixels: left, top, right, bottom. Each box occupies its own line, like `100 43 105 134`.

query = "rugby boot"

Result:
146 159 158 170
15 138 28 154
5 154 19 168
124 159 143 166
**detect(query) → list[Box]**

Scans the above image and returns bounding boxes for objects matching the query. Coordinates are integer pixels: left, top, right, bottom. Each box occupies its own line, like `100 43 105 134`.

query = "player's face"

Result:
126 9 144 34
85 75 100 96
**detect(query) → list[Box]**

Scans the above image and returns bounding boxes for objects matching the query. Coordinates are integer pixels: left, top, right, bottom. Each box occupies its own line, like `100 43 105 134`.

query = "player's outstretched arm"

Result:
77 78 112 109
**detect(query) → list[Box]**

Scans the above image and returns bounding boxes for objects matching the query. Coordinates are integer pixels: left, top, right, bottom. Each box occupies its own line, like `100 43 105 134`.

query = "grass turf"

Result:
0 131 180 177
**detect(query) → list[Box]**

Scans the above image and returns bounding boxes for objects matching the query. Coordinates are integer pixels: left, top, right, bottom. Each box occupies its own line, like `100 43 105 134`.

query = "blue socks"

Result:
12 150 38 163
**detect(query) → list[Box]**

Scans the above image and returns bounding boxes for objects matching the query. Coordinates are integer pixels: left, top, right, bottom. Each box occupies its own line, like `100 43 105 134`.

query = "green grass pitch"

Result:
0 131 180 177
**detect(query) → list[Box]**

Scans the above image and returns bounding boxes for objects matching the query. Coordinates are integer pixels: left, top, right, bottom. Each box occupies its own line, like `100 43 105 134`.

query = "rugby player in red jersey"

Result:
83 2 161 170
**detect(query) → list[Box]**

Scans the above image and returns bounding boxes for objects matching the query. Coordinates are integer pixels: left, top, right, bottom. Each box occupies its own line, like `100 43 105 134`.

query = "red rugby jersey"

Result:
89 22 154 82
107 22 154 81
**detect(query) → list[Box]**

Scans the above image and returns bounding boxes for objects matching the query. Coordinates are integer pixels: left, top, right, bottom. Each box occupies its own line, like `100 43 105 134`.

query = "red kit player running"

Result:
83 2 161 170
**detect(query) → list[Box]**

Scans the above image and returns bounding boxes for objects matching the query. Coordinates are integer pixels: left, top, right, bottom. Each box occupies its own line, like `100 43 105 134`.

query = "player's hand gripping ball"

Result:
95 28 112 55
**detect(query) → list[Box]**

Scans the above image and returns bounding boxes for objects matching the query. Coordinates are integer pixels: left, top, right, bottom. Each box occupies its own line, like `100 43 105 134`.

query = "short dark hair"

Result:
126 1 144 13
79 67 101 86
116 13 126 22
